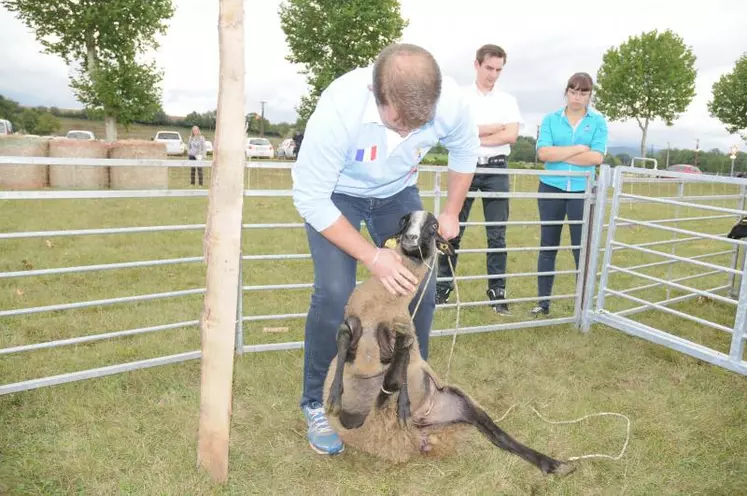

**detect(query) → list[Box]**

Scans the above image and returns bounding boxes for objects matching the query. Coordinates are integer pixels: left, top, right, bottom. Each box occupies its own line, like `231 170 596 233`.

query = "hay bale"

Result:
0 135 50 189
49 138 110 189
108 140 169 189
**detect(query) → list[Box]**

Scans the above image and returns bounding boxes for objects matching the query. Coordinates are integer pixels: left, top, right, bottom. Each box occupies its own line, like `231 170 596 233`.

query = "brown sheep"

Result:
322 210 575 477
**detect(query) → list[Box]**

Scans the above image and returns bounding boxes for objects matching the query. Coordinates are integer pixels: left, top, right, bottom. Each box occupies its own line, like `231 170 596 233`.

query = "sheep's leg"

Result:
416 381 575 477
375 329 414 427
326 315 362 416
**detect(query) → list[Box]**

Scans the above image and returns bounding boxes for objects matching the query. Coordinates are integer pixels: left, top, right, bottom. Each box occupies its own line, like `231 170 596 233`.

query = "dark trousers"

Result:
189 155 203 186
437 158 510 293
536 181 585 309
299 186 435 409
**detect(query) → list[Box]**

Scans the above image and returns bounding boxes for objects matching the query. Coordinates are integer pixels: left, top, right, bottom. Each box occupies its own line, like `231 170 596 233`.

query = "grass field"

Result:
1 167 746 495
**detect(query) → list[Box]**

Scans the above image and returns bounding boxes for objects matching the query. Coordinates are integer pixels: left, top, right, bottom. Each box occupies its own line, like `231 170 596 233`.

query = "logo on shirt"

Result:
583 124 592 133
355 145 378 162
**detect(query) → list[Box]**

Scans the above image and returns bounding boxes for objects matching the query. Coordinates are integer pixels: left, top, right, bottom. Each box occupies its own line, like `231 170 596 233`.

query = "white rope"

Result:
444 256 460 382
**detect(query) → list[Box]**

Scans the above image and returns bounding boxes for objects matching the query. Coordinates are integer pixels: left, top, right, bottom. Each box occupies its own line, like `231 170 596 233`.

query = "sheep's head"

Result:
383 210 454 262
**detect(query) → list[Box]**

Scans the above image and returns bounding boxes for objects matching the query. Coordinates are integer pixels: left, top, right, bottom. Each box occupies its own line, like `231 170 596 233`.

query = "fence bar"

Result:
0 256 204 279
616 216 747 248
666 181 685 300
618 193 747 217
728 184 747 298
616 214 734 228
430 317 576 338
582 164 610 331
729 253 747 360
609 270 722 297
0 224 206 240
603 288 732 334
607 265 735 306
599 251 733 277
614 284 730 319
0 288 205 318
0 350 202 395
574 172 595 327
0 320 200 356
595 167 625 312
610 240 741 276
593 311 747 375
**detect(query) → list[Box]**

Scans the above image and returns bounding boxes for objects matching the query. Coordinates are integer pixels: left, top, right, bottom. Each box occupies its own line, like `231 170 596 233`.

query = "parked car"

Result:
666 164 702 175
0 119 12 135
66 130 95 140
245 137 274 159
276 138 295 159
153 131 186 155
205 140 213 156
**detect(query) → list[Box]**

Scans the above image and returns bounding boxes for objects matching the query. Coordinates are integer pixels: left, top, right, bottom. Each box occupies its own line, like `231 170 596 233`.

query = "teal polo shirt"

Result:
536 107 608 192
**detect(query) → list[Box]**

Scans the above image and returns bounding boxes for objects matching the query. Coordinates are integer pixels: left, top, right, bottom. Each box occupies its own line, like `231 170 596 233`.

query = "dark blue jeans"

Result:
299 186 435 409
537 181 585 310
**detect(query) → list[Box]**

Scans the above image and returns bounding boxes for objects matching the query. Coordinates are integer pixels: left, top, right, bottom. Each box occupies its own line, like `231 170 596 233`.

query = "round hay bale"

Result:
108 140 169 189
49 138 110 189
0 135 50 190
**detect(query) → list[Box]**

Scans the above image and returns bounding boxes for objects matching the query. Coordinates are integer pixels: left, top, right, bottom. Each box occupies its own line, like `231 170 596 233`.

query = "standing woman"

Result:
188 125 207 186
532 72 608 317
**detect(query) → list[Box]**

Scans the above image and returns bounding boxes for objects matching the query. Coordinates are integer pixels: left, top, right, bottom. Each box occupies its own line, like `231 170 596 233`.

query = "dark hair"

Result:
566 72 593 92
372 43 442 131
476 44 507 65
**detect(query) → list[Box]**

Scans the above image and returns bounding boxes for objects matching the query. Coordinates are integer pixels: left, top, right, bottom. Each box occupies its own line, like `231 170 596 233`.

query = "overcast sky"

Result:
1 0 745 152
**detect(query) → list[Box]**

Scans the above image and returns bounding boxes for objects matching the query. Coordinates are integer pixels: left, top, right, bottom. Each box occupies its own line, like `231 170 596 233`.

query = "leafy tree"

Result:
594 29 697 158
2 0 175 140
708 53 747 142
278 0 408 126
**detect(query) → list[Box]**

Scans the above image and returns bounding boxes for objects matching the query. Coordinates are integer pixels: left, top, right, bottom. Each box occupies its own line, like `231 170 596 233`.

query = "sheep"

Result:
322 210 575 477
727 217 747 240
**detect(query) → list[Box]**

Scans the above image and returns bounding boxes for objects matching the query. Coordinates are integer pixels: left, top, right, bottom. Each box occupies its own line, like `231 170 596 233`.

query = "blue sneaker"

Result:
302 402 344 455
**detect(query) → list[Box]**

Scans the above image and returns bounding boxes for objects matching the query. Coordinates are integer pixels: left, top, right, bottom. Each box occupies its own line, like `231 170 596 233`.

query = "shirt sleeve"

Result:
589 117 609 155
536 113 554 150
504 95 523 129
438 86 480 173
291 87 351 232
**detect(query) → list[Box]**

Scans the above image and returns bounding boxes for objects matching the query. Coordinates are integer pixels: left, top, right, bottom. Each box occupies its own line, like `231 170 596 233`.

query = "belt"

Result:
477 154 507 166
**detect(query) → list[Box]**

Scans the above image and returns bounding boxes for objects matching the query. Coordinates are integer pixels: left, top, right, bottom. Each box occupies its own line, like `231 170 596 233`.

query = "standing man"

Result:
292 43 480 456
435 44 522 316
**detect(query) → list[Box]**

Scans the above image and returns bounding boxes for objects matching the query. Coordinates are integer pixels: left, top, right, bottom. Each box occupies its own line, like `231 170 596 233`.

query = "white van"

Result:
153 130 186 155
0 119 12 135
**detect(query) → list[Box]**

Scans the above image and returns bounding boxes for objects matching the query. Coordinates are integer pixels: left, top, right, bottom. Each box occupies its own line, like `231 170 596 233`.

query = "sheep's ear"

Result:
436 233 454 255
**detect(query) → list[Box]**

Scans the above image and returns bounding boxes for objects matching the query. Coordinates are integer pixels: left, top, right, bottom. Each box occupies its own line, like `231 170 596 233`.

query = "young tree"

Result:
278 0 408 126
2 0 174 141
708 53 747 142
594 29 697 158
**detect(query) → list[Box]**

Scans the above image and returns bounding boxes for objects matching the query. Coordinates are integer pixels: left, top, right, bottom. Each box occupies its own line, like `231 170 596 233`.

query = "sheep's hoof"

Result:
546 461 576 477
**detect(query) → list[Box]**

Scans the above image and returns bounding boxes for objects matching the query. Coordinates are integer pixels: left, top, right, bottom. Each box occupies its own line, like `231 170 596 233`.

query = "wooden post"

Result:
196 0 245 483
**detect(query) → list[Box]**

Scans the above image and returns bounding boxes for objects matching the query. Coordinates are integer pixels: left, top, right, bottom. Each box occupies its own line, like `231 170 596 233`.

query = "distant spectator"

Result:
188 125 206 186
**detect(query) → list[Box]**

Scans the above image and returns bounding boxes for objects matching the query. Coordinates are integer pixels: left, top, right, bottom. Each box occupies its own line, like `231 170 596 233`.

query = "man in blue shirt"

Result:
292 43 480 455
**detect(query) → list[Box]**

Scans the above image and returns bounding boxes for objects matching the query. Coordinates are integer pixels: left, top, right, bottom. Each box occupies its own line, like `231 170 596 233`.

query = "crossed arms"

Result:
477 122 519 147
537 145 603 166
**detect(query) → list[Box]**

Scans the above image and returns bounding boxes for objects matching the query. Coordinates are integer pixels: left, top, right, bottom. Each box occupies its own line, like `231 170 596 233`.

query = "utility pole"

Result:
695 139 700 168
259 100 267 137
666 142 670 168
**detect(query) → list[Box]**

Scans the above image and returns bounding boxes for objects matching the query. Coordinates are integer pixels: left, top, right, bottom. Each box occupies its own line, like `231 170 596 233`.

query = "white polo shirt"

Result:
463 83 523 158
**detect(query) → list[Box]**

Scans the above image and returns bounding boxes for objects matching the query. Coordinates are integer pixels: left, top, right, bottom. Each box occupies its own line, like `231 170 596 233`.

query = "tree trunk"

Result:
104 116 117 141
196 0 245 483
639 122 649 158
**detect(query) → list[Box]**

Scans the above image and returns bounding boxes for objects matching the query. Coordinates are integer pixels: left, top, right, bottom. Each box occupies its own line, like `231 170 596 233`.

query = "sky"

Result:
0 0 745 153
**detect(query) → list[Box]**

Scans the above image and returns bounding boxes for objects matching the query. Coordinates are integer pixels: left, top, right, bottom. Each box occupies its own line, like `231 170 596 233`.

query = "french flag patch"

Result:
355 145 377 162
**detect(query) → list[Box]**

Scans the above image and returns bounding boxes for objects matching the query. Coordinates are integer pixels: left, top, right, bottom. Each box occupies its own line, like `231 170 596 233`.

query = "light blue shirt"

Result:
536 107 608 192
291 66 480 232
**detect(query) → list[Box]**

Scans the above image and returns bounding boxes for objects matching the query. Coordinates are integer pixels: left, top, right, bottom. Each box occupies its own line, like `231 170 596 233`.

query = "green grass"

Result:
1 170 746 495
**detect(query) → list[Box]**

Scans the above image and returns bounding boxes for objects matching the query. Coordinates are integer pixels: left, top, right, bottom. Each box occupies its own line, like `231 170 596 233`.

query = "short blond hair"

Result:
372 43 442 131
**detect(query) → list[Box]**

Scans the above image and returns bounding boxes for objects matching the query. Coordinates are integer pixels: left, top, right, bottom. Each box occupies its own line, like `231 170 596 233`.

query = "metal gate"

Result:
582 165 747 375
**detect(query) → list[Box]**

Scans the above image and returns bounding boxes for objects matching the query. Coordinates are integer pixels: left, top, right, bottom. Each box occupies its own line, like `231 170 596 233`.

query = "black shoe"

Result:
530 305 550 318
436 286 452 304
487 289 510 316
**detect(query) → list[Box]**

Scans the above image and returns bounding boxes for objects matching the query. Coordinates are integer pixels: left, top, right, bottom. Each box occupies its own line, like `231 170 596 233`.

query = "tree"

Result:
278 0 408 126
2 0 175 141
594 29 697 158
708 53 747 142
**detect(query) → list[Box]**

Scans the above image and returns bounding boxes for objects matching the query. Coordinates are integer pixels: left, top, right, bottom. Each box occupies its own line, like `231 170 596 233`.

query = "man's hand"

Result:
364 248 419 296
437 212 460 240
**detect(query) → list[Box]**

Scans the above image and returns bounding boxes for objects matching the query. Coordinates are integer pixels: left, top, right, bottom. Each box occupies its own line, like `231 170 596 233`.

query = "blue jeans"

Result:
299 186 435 409
537 181 586 310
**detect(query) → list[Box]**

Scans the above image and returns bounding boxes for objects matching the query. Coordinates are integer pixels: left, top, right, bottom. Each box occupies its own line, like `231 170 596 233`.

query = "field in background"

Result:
1 169 746 494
